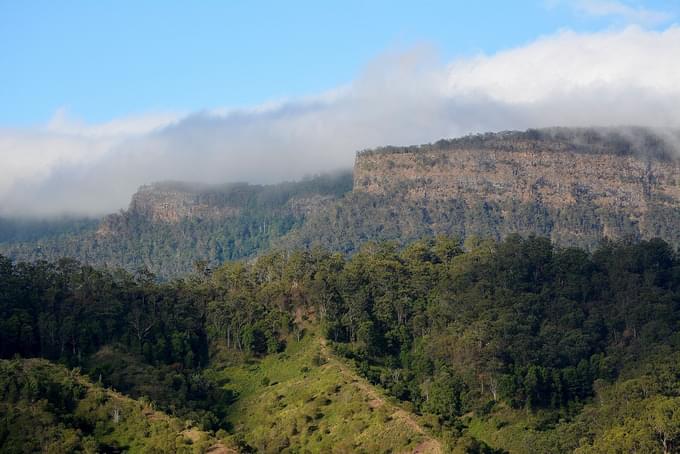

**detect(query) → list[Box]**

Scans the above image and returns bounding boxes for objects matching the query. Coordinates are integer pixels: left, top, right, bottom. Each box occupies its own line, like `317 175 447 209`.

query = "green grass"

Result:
0 358 229 454
210 332 439 453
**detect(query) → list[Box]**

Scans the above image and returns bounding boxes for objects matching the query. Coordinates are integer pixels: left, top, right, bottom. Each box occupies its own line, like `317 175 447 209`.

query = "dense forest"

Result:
0 216 98 244
0 172 353 278
3 235 680 452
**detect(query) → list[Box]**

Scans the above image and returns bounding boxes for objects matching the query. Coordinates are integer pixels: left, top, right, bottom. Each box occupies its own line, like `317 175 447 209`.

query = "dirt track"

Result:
319 339 444 454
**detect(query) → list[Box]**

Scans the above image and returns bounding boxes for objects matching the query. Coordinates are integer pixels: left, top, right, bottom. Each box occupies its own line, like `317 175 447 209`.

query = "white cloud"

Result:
2 26 680 216
551 0 674 25
446 26 680 103
46 107 182 138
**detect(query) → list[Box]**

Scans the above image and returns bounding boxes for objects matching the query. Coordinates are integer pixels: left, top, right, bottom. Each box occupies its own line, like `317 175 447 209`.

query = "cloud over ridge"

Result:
2 25 680 216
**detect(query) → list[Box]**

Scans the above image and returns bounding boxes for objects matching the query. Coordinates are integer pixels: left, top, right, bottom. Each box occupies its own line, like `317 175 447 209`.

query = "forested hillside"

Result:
0 358 229 453
0 216 98 244
0 172 352 278
4 235 680 452
3 128 680 279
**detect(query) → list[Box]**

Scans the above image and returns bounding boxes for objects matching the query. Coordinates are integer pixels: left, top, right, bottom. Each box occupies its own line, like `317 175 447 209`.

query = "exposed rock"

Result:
96 182 245 237
7 128 680 278
348 128 680 247
129 183 242 224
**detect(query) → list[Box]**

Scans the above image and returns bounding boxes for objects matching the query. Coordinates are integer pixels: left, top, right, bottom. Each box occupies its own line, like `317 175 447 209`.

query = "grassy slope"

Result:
210 332 443 453
0 358 232 454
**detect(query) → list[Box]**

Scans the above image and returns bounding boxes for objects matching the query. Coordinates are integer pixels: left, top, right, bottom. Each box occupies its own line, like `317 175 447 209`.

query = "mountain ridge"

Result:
3 127 680 277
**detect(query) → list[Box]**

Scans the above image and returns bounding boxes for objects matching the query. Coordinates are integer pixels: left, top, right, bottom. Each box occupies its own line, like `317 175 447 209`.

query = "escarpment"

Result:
288 128 680 251
355 137 680 216
5 128 680 278
127 183 243 223
95 178 348 239
96 182 246 236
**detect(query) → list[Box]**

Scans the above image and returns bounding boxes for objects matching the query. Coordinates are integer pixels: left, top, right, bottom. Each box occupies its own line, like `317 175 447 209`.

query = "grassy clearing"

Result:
211 332 441 453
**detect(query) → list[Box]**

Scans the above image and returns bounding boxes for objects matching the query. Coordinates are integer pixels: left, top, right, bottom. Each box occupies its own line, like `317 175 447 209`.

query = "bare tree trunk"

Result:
112 407 121 424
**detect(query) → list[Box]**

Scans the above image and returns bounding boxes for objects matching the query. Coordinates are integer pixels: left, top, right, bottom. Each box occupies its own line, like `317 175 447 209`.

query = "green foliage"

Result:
423 369 468 421
0 172 353 279
213 333 434 453
0 216 98 244
0 358 223 453
4 234 680 451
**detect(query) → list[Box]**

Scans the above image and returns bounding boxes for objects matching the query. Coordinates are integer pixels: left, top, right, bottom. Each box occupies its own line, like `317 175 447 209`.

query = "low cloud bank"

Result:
2 26 680 216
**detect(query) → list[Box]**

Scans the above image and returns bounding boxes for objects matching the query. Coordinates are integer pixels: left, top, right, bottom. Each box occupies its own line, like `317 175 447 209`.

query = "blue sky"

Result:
2 0 680 215
2 0 678 126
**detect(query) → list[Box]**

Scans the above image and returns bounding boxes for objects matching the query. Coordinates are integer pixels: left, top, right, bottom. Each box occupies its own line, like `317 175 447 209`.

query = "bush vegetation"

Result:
4 234 680 451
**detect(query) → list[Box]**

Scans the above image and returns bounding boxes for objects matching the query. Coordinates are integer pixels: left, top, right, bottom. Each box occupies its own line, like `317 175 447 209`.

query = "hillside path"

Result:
71 370 234 454
319 338 444 454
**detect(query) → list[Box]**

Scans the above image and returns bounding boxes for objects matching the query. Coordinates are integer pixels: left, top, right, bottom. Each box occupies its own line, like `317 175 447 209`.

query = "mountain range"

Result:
2 127 680 278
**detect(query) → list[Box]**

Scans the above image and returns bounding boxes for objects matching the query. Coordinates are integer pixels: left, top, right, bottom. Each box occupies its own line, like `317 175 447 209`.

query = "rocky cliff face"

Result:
5 128 680 278
127 183 242 223
347 128 680 247
97 128 680 250
96 182 243 237
96 181 344 238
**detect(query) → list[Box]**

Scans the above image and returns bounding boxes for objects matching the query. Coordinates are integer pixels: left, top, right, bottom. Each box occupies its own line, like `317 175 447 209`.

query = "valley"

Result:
6 3 680 452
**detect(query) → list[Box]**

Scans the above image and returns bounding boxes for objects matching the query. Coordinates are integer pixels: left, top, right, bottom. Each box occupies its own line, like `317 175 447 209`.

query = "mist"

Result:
2 25 680 216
